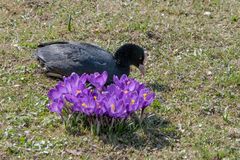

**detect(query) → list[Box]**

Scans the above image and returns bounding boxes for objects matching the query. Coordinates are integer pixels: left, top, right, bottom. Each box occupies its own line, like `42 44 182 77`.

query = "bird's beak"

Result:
138 64 145 77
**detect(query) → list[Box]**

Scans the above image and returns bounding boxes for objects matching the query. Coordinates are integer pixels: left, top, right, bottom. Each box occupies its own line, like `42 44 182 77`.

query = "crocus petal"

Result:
47 99 64 115
128 81 136 91
56 85 67 94
113 75 120 84
65 94 79 103
48 88 62 100
101 71 108 84
139 88 155 108
120 74 128 82
88 71 108 90
79 73 88 84
72 103 82 112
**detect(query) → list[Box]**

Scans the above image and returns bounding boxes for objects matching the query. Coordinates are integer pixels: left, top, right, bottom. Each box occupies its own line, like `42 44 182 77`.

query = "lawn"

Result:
0 0 240 159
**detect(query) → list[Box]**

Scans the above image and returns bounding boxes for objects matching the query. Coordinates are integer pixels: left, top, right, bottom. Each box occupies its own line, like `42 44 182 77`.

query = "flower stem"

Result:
96 117 100 135
140 108 145 125
109 118 115 132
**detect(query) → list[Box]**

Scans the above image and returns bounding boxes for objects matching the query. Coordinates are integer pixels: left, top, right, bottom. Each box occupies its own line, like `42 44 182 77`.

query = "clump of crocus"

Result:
47 71 155 134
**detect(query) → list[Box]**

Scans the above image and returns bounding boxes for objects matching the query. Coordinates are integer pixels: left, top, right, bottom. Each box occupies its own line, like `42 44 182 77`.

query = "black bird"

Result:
34 41 146 83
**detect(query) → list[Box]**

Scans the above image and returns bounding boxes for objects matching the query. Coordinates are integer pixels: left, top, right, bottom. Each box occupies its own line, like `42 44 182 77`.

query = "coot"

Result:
34 41 146 83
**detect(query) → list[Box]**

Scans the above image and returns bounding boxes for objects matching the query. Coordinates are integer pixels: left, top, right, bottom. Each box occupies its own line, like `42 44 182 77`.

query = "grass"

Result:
0 0 240 159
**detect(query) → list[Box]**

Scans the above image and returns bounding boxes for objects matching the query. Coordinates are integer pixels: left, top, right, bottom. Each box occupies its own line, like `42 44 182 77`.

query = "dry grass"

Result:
0 0 240 159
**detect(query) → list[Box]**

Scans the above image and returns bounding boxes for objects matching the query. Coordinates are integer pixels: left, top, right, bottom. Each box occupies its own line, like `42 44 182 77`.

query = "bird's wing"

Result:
38 41 70 47
35 41 115 76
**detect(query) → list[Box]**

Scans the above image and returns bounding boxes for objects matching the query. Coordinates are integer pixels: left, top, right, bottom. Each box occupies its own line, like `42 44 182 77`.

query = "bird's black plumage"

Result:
34 41 145 83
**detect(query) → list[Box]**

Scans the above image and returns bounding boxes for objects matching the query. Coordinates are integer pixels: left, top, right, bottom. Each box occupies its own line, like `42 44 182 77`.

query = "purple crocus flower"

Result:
47 98 64 115
125 79 139 92
47 73 88 115
48 80 68 101
113 74 128 90
136 83 146 93
92 91 107 116
47 71 155 119
113 75 142 95
104 96 128 118
48 88 62 101
61 85 86 106
139 88 155 108
125 92 140 113
106 84 123 98
88 71 108 90
47 81 68 115
80 97 96 115
71 89 96 115
72 98 96 115
63 73 87 94
71 103 82 112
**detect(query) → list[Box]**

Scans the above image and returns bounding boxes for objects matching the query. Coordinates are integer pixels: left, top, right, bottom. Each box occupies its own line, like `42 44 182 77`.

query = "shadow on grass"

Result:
65 113 179 151
147 81 171 92
98 114 180 151
146 81 171 103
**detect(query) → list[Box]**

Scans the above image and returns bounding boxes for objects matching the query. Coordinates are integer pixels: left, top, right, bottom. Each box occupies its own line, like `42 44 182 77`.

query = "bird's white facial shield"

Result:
138 50 147 76
138 64 145 76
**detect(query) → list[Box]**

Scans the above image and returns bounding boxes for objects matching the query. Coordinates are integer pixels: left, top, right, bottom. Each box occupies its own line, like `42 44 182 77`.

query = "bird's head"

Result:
114 43 146 76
